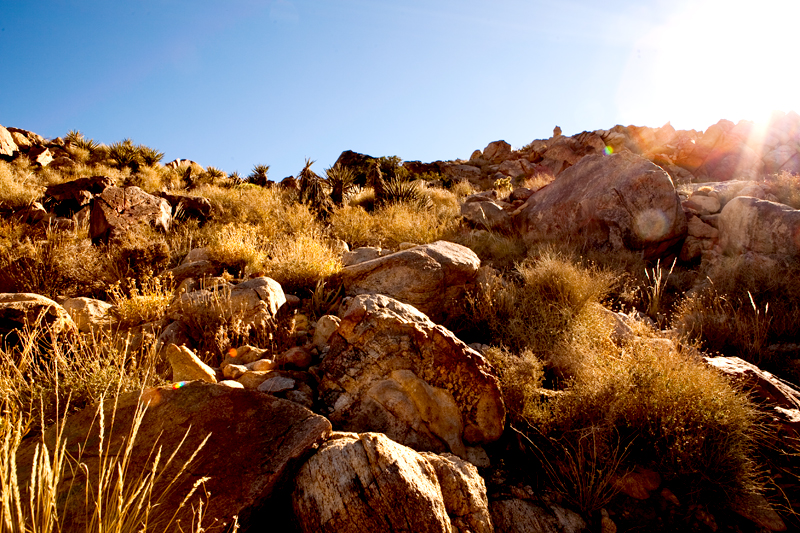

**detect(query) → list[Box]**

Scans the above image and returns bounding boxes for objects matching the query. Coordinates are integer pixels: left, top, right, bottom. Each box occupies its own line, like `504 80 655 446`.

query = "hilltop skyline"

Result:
2 0 798 179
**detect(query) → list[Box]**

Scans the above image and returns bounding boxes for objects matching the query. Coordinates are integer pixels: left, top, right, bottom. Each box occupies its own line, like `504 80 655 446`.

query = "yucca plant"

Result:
65 130 100 152
108 139 141 171
382 176 429 209
298 159 331 215
247 164 270 186
325 163 356 206
138 146 165 167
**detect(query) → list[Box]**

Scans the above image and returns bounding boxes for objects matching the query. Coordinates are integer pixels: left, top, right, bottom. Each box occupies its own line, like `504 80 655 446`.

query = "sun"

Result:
615 0 800 131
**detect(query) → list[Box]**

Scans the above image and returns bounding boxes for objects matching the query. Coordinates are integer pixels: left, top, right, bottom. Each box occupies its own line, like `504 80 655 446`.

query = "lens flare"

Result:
172 381 188 390
604 146 614 156
634 209 670 241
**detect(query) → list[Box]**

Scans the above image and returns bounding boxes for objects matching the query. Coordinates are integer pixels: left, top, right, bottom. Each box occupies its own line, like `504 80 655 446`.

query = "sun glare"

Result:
616 0 799 131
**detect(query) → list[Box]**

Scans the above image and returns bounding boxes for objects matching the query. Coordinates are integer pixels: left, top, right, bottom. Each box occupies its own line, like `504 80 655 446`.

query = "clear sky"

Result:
2 0 798 180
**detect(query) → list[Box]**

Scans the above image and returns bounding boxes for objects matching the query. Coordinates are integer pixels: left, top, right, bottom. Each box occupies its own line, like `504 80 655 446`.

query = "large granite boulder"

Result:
89 186 172 242
318 294 505 456
44 175 113 216
514 152 687 259
16 382 331 532
718 196 800 257
292 432 454 533
340 240 480 324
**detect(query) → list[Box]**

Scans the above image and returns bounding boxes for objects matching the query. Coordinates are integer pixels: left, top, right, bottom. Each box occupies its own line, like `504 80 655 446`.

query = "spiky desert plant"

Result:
65 130 100 153
298 159 330 215
108 139 141 171
325 163 356 206
247 164 270 186
367 161 386 206
138 145 165 167
382 176 429 209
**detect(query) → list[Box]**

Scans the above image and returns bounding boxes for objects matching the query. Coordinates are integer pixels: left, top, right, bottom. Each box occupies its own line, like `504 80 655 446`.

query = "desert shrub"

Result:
0 161 46 209
104 227 171 284
455 230 528 271
204 222 268 277
450 179 476 199
196 183 287 226
531 335 762 506
464 251 615 357
760 171 800 209
108 275 174 328
0 227 106 299
673 255 800 372
483 346 545 423
522 172 555 192
107 139 164 172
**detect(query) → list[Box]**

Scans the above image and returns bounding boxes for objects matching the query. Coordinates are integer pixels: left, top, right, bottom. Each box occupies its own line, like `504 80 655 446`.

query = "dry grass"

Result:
0 161 46 209
260 231 343 295
331 202 459 249
455 230 528 271
108 275 175 328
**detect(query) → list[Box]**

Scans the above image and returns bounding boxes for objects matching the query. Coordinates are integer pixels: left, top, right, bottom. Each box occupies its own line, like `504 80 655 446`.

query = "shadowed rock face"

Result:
16 382 331 532
318 294 505 455
514 152 687 259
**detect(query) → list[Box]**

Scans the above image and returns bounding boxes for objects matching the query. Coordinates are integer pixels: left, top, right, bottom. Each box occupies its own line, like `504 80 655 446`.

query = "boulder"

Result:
312 314 341 348
420 452 493 533
461 200 511 231
166 276 286 329
28 146 54 167
162 260 220 287
292 432 452 533
0 293 77 343
705 356 800 436
16 382 331 531
318 294 505 455
166 343 217 383
718 196 800 256
341 246 388 267
157 192 213 221
483 140 512 163
0 124 18 158
89 186 172 242
443 164 482 182
514 152 687 259
61 297 114 334
340 240 481 324
44 175 114 217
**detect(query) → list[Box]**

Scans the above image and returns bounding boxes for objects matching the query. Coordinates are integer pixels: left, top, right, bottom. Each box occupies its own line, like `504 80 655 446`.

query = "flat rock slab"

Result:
718 196 800 256
16 382 331 531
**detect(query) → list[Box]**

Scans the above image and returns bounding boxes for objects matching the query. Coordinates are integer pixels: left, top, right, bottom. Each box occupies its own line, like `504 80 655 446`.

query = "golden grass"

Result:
260 232 343 294
108 275 175 328
331 202 459 249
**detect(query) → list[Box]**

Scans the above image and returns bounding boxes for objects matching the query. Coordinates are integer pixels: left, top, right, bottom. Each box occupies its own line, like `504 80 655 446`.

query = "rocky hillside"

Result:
2 116 800 533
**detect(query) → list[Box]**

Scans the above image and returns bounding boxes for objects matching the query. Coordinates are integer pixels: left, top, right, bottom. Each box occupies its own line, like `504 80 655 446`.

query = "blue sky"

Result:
2 0 798 180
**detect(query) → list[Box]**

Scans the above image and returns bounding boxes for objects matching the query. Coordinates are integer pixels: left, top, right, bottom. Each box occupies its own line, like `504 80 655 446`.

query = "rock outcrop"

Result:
0 293 77 343
318 294 505 456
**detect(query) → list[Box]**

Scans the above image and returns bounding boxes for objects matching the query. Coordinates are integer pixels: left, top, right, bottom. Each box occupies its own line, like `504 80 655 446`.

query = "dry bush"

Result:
464 251 615 358
204 222 268 277
522 172 555 192
673 255 800 372
536 335 763 505
0 226 107 299
450 179 476 199
108 275 175 328
483 346 545 423
104 226 171 285
196 183 288 226
760 171 800 209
